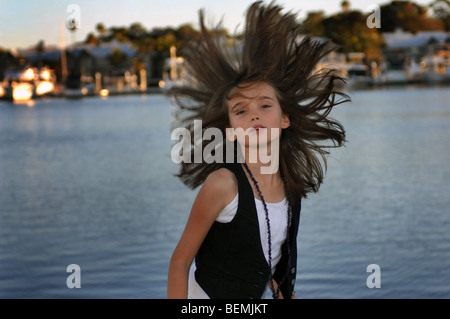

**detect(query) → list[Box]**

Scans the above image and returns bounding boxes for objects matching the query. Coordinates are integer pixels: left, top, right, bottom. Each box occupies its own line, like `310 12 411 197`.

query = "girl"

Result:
167 1 349 299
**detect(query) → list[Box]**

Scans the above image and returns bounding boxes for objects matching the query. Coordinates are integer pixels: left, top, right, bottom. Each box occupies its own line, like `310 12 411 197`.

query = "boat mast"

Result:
170 45 177 81
60 20 68 84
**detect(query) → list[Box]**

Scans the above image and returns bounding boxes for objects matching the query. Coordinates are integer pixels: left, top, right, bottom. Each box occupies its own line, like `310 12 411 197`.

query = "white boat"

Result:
11 82 34 101
381 68 410 85
35 67 57 96
159 45 190 91
344 53 370 90
372 59 413 85
420 53 450 84
1 67 36 102
1 66 57 102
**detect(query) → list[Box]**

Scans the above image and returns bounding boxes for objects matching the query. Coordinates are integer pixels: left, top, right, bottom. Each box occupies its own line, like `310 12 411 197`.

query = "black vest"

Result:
195 163 301 299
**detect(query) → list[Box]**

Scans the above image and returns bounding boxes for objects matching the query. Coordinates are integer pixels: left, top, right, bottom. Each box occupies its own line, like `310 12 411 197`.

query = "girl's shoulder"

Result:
203 167 238 208
205 167 237 192
209 166 236 180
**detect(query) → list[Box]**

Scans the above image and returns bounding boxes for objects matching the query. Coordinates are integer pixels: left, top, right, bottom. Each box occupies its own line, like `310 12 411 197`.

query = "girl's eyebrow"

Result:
231 102 243 111
259 96 275 102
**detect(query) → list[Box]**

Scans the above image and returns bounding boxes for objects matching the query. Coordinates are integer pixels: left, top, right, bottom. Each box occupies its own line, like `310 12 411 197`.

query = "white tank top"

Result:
188 193 289 299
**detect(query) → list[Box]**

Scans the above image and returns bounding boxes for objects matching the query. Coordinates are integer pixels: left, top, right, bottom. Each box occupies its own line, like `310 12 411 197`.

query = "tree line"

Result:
80 1 449 62
303 0 449 60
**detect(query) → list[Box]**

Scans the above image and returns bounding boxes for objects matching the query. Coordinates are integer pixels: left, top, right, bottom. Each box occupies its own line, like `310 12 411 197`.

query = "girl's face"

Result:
226 82 290 145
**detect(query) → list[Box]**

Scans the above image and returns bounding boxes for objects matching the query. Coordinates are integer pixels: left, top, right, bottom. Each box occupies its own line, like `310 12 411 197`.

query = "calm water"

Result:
0 87 449 298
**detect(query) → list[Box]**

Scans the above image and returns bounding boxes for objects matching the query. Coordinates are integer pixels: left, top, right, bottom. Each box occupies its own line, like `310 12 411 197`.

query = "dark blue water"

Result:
0 87 449 298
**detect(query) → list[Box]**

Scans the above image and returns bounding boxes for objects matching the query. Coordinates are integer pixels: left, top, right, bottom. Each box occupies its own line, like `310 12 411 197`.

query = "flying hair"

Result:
170 1 349 200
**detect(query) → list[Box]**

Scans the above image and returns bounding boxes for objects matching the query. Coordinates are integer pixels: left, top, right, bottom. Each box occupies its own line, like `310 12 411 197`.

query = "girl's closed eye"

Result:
235 105 270 115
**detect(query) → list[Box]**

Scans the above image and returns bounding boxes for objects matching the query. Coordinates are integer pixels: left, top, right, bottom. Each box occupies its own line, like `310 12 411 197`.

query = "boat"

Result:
1 66 57 102
1 67 36 102
159 45 190 91
35 67 57 96
420 53 450 84
343 53 370 90
371 58 416 86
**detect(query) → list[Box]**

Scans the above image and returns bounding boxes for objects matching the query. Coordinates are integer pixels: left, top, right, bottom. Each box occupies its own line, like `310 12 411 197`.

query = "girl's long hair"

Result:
170 1 349 201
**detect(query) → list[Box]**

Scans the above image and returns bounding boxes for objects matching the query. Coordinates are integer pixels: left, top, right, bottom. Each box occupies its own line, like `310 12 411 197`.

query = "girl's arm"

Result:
167 169 237 299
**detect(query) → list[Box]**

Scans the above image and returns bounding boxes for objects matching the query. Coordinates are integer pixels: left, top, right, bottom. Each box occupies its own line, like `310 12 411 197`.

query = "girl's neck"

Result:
241 160 281 187
240 141 281 184
241 160 286 204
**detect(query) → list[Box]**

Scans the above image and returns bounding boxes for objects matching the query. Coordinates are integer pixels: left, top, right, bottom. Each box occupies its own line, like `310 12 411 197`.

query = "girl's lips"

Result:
251 125 266 129
250 125 267 133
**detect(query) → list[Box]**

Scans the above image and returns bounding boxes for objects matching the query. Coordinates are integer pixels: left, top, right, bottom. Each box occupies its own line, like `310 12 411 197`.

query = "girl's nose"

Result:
250 109 260 121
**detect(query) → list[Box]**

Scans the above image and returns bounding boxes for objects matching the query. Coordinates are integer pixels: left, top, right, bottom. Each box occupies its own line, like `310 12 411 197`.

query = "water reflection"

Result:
0 88 449 298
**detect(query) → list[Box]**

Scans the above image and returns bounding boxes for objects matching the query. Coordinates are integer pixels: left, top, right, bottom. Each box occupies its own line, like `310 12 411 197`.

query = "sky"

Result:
0 0 435 50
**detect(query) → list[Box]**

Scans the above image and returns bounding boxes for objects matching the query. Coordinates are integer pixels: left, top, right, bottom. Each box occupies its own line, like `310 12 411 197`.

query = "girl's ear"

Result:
281 113 290 129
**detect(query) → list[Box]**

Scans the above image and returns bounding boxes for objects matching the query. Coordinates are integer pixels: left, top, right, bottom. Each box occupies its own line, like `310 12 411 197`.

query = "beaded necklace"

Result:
242 161 292 299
